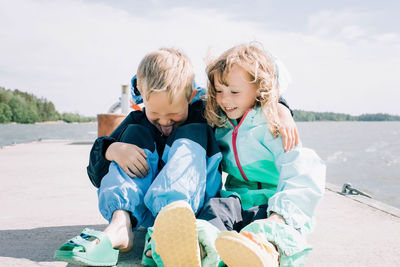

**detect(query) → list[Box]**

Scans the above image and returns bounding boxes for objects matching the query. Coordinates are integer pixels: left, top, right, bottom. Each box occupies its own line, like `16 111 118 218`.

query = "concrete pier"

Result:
0 140 399 266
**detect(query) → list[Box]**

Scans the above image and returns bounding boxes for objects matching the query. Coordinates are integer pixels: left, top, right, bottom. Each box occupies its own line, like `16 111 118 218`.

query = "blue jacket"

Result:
87 79 208 188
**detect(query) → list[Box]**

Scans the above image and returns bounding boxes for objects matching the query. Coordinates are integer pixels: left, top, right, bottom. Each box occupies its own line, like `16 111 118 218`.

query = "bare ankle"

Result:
104 210 135 252
112 210 132 226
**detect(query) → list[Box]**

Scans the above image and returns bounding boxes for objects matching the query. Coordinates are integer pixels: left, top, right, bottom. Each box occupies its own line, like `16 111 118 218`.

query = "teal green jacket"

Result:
215 107 326 234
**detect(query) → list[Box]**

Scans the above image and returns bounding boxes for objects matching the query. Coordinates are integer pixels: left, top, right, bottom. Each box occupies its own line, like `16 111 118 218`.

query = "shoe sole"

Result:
54 251 117 266
152 201 200 267
215 231 277 267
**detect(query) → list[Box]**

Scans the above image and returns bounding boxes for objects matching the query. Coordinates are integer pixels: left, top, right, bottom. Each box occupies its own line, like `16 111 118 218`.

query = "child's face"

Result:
143 90 189 136
215 64 258 120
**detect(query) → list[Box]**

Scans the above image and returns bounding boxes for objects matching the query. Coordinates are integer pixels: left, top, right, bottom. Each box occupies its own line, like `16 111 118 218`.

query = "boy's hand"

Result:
277 103 299 152
105 142 149 178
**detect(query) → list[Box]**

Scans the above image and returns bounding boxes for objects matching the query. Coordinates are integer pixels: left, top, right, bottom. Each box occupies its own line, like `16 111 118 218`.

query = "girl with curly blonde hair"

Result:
195 42 326 266
205 42 280 136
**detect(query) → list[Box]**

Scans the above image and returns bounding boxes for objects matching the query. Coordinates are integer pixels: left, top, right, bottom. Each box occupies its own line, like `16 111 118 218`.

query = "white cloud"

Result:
373 32 400 44
307 10 366 36
0 0 399 116
340 25 366 41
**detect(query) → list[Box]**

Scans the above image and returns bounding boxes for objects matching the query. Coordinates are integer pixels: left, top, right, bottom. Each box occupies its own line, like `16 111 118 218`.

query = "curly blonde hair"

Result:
205 42 280 136
137 48 194 103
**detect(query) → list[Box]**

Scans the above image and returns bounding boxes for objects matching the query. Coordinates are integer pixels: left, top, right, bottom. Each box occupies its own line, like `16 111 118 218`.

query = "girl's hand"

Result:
256 212 286 225
105 142 149 178
266 212 286 225
277 103 299 152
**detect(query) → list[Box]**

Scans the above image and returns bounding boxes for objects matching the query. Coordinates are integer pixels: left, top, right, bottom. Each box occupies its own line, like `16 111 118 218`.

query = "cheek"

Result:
215 95 222 106
145 112 158 122
239 93 256 107
174 112 188 123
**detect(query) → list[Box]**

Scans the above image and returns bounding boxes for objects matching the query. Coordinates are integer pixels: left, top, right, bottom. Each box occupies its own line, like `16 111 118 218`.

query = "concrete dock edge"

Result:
0 140 399 266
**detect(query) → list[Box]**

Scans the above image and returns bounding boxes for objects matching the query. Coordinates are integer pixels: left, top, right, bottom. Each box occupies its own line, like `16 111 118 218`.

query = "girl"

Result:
198 42 326 266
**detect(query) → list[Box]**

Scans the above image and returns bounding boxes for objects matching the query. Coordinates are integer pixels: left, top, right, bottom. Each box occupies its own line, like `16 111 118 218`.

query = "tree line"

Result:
0 87 95 123
1 87 399 123
293 109 400 121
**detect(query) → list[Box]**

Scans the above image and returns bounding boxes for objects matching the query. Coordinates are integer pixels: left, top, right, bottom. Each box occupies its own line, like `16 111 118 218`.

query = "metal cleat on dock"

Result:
340 183 372 198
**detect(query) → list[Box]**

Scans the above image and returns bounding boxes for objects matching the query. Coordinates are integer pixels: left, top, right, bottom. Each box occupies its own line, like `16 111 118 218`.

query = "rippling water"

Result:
0 122 97 146
1 121 399 208
297 121 400 209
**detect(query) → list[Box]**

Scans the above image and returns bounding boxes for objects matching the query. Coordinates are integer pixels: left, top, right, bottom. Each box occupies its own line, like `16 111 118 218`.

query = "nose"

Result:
158 117 172 126
219 92 230 105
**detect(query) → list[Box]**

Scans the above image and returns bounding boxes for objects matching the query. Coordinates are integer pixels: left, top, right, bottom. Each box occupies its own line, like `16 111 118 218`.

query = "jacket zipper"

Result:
229 109 262 189
229 109 251 182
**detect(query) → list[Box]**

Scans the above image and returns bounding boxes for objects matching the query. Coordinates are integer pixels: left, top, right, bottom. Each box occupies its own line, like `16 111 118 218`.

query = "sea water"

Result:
297 121 400 209
0 121 399 208
0 122 97 146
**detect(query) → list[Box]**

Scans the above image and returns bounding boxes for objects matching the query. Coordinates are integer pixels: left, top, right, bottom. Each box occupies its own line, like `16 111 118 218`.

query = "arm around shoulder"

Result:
277 97 299 152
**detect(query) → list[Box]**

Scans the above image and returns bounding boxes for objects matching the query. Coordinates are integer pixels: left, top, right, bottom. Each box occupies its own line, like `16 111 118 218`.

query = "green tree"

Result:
0 103 12 123
8 95 41 123
8 96 25 123
36 100 58 121
356 113 400 121
58 112 94 123
0 88 13 104
22 104 40 123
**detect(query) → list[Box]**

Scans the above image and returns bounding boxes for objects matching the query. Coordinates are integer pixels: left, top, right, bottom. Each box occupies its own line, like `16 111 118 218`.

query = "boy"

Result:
54 48 223 266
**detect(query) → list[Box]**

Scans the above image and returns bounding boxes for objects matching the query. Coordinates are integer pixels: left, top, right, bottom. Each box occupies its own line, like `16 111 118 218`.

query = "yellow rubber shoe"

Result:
152 200 201 267
215 230 279 267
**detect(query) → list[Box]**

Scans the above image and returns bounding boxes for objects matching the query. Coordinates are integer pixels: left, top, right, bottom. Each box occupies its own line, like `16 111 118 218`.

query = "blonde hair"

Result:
137 48 194 103
205 42 280 136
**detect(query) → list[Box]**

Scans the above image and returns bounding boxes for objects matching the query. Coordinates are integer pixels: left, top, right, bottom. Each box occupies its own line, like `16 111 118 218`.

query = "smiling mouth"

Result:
224 107 237 112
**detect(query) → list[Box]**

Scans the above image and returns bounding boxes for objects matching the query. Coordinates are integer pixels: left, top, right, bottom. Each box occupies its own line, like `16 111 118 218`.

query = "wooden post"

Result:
121 85 129 114
97 113 127 137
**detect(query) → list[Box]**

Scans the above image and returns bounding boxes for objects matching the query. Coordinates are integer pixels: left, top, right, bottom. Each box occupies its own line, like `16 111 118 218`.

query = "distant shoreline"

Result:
1 119 400 126
3 87 399 124
293 109 400 122
35 121 97 125
1 121 97 125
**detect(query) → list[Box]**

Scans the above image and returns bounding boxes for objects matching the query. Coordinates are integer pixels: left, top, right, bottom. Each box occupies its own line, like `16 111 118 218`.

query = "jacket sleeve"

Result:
87 112 137 188
267 141 326 234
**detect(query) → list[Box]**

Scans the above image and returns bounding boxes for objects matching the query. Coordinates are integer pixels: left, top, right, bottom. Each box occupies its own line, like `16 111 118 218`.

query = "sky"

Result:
0 0 399 116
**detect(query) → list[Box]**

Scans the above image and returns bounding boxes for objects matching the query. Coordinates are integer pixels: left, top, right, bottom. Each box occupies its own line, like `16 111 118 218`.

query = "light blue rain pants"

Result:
97 123 222 228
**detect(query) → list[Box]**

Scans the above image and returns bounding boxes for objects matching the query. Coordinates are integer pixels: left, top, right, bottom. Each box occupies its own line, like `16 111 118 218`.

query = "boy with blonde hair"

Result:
54 48 223 266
